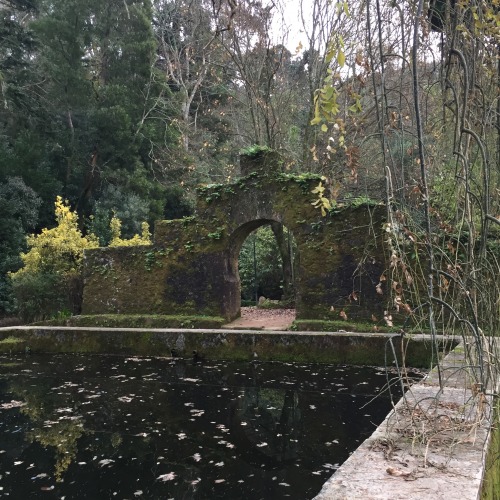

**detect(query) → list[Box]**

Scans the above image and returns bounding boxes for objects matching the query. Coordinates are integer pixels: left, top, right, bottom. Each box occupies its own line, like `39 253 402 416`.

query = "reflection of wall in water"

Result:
230 386 301 463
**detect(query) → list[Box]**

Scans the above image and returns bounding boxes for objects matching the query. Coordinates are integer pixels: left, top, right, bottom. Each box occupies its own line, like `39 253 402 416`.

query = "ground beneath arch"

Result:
222 307 295 330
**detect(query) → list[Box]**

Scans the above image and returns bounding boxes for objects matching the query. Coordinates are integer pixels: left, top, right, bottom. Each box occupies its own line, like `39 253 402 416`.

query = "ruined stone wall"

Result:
82 151 392 321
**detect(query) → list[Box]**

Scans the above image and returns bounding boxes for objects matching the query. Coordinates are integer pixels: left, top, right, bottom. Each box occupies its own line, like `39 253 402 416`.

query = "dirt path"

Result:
222 307 296 330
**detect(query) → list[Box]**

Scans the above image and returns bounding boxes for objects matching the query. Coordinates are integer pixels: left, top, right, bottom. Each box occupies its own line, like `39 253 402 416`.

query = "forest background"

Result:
0 0 499 350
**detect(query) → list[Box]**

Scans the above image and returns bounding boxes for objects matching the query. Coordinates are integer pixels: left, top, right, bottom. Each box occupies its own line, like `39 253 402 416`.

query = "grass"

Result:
32 314 226 329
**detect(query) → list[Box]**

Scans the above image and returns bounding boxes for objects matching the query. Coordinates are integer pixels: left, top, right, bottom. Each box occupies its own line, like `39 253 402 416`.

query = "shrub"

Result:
10 197 97 321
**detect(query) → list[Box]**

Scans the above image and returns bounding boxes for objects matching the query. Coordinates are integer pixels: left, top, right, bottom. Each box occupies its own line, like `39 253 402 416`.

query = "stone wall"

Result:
82 151 392 321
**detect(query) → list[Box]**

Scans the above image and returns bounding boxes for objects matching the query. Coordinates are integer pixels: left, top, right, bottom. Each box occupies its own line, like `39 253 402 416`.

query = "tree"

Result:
153 0 218 150
0 177 41 315
311 0 499 393
220 1 292 150
152 0 238 185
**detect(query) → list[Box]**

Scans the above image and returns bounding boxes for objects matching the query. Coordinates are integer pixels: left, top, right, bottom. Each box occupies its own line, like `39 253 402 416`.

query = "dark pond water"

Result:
0 354 422 499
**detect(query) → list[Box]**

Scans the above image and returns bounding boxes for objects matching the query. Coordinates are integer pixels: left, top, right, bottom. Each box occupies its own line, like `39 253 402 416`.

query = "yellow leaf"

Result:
337 50 345 67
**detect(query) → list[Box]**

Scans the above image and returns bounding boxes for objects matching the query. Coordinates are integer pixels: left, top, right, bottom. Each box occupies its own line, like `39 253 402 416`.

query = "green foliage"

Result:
1 0 180 241
11 196 98 277
11 271 81 323
163 186 194 220
108 216 152 248
0 177 41 315
238 226 284 301
240 145 273 156
90 185 150 242
9 197 97 321
257 298 294 309
86 204 113 247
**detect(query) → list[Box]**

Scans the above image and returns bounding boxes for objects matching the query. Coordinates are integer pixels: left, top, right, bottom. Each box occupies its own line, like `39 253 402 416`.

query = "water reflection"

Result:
0 355 422 499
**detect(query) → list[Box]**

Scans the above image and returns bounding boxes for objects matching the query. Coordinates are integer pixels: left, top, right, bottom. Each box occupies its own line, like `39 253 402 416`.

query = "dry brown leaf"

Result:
386 466 411 477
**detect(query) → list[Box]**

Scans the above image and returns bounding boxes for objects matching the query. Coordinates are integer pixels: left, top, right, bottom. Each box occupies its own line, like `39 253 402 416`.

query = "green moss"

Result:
292 319 392 333
481 400 500 499
0 336 26 354
34 314 225 329
1 336 26 344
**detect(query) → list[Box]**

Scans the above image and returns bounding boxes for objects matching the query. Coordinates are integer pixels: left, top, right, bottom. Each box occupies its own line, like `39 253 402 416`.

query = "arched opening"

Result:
239 224 296 305
224 219 297 328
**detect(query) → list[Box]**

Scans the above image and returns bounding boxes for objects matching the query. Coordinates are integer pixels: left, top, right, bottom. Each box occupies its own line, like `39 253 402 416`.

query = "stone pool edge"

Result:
314 341 499 500
0 326 455 368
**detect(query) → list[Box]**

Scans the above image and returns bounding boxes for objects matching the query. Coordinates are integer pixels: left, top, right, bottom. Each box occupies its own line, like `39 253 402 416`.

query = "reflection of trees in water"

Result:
231 386 302 463
8 377 87 482
26 419 85 481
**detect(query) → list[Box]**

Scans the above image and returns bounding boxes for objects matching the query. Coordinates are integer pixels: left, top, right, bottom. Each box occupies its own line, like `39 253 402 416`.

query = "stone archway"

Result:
83 150 390 323
223 218 297 321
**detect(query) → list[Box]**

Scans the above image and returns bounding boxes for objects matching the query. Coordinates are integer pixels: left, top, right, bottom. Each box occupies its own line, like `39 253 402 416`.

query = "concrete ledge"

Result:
0 327 455 367
314 342 498 499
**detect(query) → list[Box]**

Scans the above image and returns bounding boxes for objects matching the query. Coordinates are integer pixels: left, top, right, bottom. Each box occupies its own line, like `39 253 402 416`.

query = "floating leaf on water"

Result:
0 400 25 409
214 479 225 484
256 442 268 448
193 453 201 462
157 472 176 482
31 473 49 480
98 459 115 467
176 433 187 440
118 396 133 403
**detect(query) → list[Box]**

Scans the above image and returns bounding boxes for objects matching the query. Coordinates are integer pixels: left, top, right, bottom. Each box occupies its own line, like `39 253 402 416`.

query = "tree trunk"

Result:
270 221 294 303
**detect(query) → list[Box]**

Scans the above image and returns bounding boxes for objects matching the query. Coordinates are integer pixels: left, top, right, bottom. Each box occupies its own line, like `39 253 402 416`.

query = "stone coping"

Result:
0 325 451 340
314 341 498 499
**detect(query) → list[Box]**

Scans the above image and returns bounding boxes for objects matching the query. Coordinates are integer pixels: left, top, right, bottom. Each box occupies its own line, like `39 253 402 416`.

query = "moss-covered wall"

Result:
82 151 392 321
481 399 500 499
0 327 451 368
